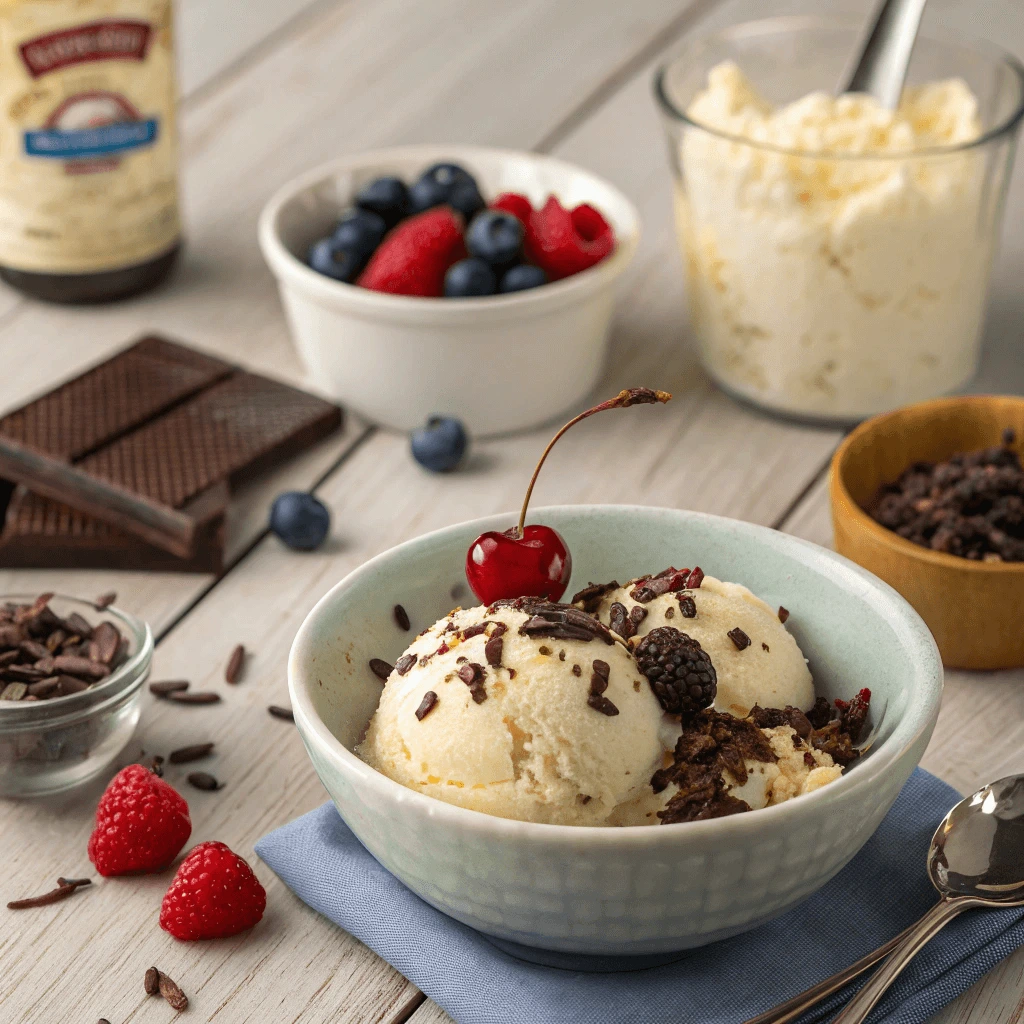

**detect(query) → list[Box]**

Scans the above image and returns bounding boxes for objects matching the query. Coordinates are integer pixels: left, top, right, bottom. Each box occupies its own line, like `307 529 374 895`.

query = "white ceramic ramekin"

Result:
258 145 640 435
288 505 943 957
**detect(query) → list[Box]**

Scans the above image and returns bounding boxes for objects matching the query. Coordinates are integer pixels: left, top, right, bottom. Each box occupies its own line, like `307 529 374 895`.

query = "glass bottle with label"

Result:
0 0 181 303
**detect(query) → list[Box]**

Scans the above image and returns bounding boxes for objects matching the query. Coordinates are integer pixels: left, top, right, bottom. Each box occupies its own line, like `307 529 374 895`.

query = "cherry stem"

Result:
515 388 672 537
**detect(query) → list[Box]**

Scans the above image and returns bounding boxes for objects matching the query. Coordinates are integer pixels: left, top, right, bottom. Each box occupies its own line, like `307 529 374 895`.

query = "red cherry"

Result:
464 388 672 605
466 525 572 604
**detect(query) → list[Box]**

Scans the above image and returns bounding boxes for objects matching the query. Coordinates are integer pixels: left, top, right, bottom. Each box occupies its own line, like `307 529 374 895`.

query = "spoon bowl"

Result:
929 774 1024 903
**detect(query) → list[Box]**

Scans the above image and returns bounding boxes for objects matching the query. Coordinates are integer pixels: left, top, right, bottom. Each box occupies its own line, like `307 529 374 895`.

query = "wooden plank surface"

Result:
2 0 1023 1021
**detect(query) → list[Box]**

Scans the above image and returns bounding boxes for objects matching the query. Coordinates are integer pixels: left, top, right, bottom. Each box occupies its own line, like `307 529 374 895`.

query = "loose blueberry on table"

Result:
465 388 672 603
270 491 331 550
305 160 615 297
411 417 469 472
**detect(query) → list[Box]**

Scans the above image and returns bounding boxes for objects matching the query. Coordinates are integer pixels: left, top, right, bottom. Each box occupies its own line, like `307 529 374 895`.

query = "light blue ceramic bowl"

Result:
289 506 943 957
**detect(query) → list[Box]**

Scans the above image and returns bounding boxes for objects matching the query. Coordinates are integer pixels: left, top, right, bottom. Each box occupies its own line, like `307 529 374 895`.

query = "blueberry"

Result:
408 163 481 214
411 417 469 472
354 176 408 228
332 208 387 260
422 162 476 190
466 211 524 269
269 492 331 550
407 176 449 215
447 180 485 220
308 237 363 282
500 264 547 293
444 258 497 298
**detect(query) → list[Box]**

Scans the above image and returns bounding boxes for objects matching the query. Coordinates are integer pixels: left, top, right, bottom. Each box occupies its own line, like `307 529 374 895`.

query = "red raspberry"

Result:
160 841 267 941
357 207 466 297
490 192 533 225
87 764 191 877
525 196 615 280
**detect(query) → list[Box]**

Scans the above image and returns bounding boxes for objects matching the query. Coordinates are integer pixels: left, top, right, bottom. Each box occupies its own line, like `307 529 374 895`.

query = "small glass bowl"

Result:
0 595 152 798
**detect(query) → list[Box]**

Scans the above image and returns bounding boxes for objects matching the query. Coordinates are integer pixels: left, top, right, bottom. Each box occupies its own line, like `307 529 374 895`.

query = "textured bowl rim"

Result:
831 394 1024 576
289 505 943 844
257 143 641 321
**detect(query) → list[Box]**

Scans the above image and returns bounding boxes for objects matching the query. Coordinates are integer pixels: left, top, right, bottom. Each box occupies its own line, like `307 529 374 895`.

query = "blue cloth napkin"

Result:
256 769 1024 1024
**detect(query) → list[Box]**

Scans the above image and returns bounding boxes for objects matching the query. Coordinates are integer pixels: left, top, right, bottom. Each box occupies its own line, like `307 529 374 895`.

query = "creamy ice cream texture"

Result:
358 570 841 826
358 605 666 826
678 61 989 418
592 573 814 717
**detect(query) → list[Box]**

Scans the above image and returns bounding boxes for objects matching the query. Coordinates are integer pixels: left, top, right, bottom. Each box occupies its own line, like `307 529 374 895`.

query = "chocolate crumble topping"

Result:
457 663 487 704
415 691 438 720
664 606 675 619
484 636 503 668
727 628 751 651
653 710 775 823
587 693 619 716
571 581 620 613
395 654 417 676
511 600 615 645
778 606 790 624
571 664 581 677
678 595 696 618
762 642 769 652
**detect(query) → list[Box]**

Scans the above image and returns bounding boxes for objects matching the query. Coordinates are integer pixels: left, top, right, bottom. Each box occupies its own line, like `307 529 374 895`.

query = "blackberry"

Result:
634 627 716 715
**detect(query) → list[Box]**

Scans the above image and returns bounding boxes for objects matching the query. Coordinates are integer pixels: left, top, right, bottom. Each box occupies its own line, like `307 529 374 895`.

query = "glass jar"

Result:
0 596 152 797
655 18 1024 423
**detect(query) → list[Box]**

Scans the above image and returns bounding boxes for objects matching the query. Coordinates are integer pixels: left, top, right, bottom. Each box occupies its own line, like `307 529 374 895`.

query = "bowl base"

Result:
483 935 691 973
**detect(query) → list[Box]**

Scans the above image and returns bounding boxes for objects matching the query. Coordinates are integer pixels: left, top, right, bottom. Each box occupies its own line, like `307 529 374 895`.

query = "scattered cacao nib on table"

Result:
268 704 294 721
225 643 246 684
7 876 90 910
149 679 190 696
145 967 188 1012
868 429 1024 561
169 742 214 764
188 771 222 791
0 595 127 703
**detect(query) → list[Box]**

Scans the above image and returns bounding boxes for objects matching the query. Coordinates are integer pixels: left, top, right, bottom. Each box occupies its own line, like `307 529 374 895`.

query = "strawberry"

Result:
87 764 191 877
357 207 466 297
525 196 615 281
160 841 267 941
490 192 533 226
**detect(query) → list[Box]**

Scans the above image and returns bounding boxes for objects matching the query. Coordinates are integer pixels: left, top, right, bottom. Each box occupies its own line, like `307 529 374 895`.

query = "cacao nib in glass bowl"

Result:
0 595 152 798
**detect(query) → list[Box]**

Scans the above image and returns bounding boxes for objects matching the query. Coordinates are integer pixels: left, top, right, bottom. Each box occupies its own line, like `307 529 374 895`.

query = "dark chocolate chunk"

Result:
395 654 417 676
727 628 751 651
394 604 411 631
415 691 438 720
369 658 393 681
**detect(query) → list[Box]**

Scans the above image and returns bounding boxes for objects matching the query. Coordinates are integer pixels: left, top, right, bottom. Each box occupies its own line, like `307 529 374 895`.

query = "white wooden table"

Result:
1 0 1022 1021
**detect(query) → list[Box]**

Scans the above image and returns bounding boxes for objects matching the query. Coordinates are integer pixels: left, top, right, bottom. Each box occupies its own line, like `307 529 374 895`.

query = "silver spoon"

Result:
830 774 1024 1024
840 0 929 108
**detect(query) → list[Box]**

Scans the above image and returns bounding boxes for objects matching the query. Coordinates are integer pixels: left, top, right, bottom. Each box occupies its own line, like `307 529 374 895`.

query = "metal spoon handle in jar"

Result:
840 0 929 108
830 898 972 1024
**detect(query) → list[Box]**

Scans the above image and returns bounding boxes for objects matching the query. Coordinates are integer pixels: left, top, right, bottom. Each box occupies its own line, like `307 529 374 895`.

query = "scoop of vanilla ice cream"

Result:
594 574 814 716
357 604 669 826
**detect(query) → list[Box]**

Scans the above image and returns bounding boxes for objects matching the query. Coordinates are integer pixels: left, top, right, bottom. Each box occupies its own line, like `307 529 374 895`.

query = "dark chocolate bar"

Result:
0 336 342 558
0 485 225 574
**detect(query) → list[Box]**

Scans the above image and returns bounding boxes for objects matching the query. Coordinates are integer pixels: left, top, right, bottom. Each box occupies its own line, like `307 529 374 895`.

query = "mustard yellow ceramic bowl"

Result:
831 395 1024 670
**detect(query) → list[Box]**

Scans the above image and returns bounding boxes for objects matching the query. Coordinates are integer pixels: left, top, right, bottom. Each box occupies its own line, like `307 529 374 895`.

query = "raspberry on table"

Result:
87 764 192 877
160 841 267 940
634 626 717 715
